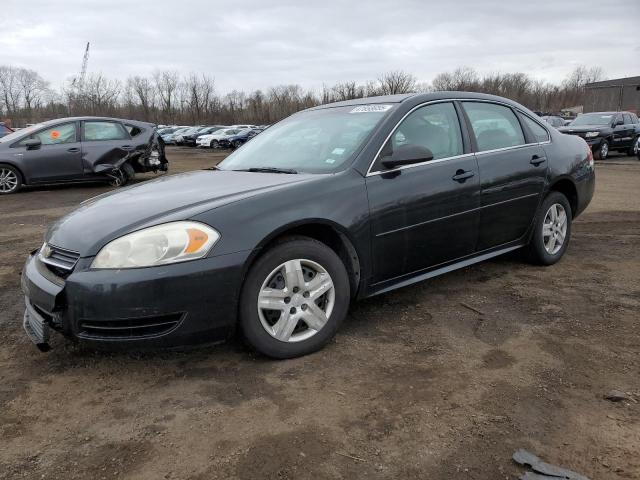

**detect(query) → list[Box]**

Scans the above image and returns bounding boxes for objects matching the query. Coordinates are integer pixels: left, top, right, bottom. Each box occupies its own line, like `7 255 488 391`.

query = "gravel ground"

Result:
1 147 638 479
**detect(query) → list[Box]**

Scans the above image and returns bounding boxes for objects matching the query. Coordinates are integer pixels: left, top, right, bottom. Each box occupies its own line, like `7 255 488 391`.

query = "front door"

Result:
19 122 83 182
366 101 481 284
460 101 547 250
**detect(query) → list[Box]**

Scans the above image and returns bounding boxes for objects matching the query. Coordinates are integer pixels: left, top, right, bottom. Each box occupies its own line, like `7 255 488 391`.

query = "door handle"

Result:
121 145 134 151
452 169 475 183
530 155 547 166
67 147 80 153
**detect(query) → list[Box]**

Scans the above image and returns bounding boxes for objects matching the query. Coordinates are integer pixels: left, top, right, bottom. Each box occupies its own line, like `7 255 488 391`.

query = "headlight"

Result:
91 221 220 269
585 131 600 138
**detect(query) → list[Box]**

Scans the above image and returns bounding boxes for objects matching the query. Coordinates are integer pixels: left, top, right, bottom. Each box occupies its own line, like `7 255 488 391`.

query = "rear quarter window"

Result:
520 114 550 142
125 124 143 137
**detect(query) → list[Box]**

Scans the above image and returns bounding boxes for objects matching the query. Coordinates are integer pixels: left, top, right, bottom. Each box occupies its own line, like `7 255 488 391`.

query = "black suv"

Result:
559 111 640 160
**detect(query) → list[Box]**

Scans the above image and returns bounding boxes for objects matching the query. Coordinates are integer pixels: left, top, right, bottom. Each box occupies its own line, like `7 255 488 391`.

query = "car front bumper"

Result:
21 248 250 350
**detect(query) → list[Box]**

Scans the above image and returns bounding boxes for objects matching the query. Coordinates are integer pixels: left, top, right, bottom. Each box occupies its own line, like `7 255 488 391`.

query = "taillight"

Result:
586 146 594 168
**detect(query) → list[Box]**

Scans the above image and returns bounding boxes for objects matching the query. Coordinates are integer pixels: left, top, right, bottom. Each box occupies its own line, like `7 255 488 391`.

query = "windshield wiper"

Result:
235 167 298 174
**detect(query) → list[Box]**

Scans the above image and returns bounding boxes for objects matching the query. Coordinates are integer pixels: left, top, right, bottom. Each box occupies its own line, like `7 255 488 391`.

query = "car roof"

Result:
307 91 531 111
26 116 154 128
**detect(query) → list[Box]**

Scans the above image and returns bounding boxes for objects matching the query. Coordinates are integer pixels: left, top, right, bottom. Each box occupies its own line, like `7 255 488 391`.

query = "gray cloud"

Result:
1 0 637 93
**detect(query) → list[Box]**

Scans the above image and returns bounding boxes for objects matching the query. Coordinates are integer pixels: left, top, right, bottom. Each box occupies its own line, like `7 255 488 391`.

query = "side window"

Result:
21 123 77 146
376 102 463 170
623 114 632 125
520 114 550 142
463 102 525 151
631 113 639 124
84 121 130 141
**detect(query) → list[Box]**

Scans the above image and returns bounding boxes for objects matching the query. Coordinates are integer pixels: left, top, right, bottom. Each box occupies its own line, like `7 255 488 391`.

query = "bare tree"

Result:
127 75 156 120
153 70 180 123
377 70 417 95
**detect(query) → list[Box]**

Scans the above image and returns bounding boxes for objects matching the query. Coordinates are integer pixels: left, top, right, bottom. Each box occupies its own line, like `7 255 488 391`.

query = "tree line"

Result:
0 65 604 127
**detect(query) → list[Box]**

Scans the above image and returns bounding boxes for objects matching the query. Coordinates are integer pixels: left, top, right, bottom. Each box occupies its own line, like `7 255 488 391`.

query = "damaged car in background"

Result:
0 117 168 194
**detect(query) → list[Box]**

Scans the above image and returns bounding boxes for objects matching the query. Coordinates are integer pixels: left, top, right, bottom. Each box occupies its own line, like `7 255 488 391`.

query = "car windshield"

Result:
570 114 613 126
218 104 394 174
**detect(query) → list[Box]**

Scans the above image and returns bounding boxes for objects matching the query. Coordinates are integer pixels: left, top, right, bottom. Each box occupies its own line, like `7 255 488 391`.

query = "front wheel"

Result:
239 237 350 359
210 140 218 149
629 136 639 157
527 191 572 265
233 140 243 149
594 139 609 160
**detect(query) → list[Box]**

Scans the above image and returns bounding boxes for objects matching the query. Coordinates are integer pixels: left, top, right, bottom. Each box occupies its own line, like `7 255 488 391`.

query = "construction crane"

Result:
72 42 90 91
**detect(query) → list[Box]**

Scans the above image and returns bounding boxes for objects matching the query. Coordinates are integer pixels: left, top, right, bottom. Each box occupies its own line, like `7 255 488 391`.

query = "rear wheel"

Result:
594 139 609 160
527 191 572 265
0 164 22 194
108 163 135 187
239 237 350 359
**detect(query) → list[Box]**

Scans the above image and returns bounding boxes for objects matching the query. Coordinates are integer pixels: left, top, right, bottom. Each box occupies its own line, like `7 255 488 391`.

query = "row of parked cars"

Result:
159 124 268 149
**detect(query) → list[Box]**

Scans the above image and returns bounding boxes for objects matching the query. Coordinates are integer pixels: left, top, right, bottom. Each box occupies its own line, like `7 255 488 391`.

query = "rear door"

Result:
17 122 83 182
80 120 133 173
461 101 548 250
366 101 480 284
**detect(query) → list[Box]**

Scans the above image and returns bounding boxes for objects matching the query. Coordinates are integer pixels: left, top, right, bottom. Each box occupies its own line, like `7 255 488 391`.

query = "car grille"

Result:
40 244 80 277
77 313 184 340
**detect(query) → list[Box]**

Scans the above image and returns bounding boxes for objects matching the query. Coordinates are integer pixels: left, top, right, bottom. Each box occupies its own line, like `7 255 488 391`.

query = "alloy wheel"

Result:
0 168 18 193
600 142 608 159
634 138 639 156
542 203 567 255
257 259 335 343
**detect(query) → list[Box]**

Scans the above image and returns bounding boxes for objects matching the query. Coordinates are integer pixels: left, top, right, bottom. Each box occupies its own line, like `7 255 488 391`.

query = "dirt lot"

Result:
1 147 639 479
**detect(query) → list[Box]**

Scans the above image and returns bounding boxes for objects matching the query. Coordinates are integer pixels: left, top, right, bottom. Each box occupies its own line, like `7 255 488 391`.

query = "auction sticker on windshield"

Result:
350 105 393 113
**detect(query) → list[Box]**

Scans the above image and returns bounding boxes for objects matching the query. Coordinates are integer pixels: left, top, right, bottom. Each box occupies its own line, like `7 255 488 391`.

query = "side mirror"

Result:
24 138 42 150
382 144 434 169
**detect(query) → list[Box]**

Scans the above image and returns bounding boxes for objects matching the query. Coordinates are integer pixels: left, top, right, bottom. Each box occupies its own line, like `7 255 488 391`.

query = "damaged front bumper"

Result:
20 248 250 351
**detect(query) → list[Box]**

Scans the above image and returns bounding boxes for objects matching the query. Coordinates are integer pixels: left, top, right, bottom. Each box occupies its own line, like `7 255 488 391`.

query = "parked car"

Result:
0 117 167 194
183 126 225 146
20 92 595 358
173 127 204 145
0 122 13 138
162 127 190 145
218 128 263 149
558 111 640 159
196 128 244 148
541 116 566 128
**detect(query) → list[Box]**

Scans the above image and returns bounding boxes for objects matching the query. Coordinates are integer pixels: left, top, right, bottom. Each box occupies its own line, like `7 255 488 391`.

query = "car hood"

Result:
558 125 609 133
46 170 316 256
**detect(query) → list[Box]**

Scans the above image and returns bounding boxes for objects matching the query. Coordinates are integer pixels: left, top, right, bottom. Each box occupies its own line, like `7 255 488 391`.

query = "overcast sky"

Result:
2 0 638 93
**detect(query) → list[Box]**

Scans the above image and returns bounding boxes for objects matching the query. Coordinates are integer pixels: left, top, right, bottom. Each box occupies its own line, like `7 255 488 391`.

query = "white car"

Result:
196 128 246 148
230 124 257 130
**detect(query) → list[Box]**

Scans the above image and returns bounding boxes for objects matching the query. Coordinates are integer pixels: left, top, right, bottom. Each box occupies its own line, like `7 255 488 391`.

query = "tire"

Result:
210 140 218 149
0 164 22 194
527 191 572 266
594 139 609 160
628 136 639 157
239 236 350 359
233 140 243 149
108 163 134 188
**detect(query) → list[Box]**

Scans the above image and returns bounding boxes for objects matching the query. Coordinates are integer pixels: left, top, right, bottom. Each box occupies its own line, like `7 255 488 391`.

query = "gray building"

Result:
584 76 640 114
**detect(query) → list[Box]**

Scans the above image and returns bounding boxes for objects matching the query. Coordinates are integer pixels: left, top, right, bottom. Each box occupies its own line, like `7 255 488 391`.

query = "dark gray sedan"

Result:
0 117 167 194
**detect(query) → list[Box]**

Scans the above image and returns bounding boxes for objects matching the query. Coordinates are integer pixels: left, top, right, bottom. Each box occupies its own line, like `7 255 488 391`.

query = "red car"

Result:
0 123 13 139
